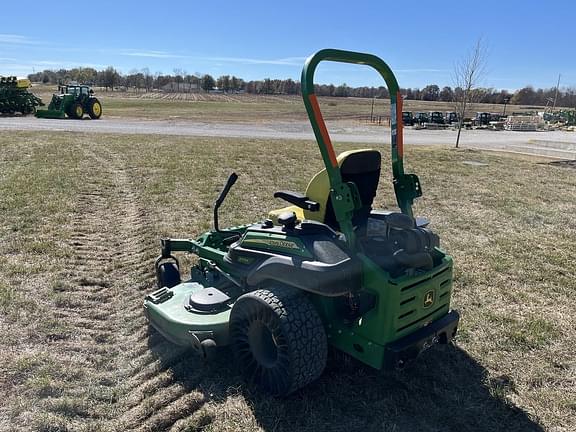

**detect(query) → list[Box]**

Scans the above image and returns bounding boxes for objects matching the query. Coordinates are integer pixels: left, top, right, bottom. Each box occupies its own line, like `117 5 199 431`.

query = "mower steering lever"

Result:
214 172 238 232
215 172 238 208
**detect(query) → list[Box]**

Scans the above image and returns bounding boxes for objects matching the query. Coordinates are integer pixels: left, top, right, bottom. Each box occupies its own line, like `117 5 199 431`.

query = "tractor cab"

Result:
59 85 91 98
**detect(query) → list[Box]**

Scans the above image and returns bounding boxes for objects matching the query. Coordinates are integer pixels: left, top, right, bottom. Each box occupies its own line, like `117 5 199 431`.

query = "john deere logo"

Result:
423 290 435 308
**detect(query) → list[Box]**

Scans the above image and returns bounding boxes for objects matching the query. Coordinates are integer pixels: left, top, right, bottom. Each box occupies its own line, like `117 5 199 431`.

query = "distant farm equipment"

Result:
402 111 414 126
444 112 459 125
428 111 445 124
504 115 544 131
36 84 102 119
0 76 44 115
413 112 429 125
558 109 576 126
544 109 576 127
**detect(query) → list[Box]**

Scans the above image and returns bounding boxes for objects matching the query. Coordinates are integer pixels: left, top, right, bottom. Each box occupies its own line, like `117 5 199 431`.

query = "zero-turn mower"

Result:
144 49 459 396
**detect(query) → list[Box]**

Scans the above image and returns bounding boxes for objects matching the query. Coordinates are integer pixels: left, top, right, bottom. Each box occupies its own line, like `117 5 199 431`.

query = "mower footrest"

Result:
145 287 174 304
383 310 459 369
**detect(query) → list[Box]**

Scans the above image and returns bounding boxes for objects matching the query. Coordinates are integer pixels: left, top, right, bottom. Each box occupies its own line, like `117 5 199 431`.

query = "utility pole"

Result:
503 96 510 116
552 73 561 111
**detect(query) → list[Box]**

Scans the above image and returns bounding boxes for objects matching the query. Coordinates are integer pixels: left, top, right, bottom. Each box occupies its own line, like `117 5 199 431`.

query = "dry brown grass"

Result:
0 131 574 431
30 84 545 123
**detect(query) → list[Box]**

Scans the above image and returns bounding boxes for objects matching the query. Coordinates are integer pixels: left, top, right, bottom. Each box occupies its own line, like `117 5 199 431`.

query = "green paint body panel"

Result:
144 49 459 372
312 253 453 368
35 93 76 119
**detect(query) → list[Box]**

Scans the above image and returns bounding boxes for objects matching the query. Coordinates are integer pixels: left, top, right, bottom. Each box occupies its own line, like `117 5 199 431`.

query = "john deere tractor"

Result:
144 49 459 396
36 84 102 119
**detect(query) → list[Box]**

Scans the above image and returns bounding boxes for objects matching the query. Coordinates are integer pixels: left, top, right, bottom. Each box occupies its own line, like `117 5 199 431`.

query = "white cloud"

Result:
395 69 450 73
110 49 305 65
0 34 40 45
115 49 185 59
0 59 106 75
38 60 106 69
204 56 305 66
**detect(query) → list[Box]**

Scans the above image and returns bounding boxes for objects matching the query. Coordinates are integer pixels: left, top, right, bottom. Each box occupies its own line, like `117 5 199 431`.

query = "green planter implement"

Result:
0 76 43 115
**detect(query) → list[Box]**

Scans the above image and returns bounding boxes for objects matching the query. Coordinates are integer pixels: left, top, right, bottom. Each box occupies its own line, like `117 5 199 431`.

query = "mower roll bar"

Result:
301 49 422 249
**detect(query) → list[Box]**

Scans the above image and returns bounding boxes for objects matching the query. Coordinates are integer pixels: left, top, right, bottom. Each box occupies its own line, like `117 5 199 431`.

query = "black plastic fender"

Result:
246 255 361 297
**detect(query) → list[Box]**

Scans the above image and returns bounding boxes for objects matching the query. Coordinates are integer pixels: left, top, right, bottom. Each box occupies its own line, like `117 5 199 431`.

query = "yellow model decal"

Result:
244 238 301 250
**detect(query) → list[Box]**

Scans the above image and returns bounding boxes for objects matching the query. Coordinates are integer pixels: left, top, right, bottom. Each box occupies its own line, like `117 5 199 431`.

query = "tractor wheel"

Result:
156 262 181 288
87 98 102 119
70 102 84 119
229 285 327 396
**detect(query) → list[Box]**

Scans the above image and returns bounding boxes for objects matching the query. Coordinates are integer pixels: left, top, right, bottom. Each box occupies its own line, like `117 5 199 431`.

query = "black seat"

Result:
324 150 381 232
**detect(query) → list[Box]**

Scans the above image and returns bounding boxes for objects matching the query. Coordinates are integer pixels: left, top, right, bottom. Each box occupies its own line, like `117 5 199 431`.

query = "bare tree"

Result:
453 38 488 148
173 68 184 92
142 68 153 92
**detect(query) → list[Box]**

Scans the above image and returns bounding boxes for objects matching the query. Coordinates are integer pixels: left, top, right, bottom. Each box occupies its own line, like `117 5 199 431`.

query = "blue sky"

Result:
1 0 575 90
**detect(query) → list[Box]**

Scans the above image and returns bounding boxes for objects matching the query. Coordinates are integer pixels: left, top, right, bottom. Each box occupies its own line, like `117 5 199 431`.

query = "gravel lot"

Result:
1 116 574 158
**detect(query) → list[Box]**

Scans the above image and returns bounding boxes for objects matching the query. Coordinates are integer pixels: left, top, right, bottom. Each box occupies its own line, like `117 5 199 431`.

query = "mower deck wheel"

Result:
230 285 327 396
156 262 181 288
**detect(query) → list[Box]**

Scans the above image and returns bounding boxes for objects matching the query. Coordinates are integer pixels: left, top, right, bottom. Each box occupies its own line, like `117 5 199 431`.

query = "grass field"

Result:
0 131 574 431
31 85 545 122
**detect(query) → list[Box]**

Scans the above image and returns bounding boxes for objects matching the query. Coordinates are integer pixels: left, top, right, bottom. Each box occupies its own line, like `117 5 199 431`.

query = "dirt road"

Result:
1 116 575 158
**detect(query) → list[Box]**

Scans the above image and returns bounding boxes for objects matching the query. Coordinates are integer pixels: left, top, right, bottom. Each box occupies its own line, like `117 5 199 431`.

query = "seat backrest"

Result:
304 149 381 230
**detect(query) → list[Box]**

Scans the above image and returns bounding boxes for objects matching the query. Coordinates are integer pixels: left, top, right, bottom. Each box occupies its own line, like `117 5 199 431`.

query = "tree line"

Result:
27 66 576 107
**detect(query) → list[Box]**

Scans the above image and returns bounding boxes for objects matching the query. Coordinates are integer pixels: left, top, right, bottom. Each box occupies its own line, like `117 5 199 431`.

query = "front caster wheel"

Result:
156 261 181 288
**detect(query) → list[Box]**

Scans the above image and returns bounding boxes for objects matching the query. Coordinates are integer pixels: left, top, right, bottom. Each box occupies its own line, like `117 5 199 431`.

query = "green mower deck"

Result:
143 49 459 396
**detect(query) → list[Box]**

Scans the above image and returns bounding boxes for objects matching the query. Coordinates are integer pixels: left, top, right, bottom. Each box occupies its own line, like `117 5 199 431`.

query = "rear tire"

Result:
156 262 181 288
87 98 102 119
230 285 327 396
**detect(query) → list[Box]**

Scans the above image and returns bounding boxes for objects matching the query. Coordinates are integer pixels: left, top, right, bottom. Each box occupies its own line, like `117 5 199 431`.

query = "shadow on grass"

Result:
246 345 543 432
148 333 543 432
540 159 576 169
